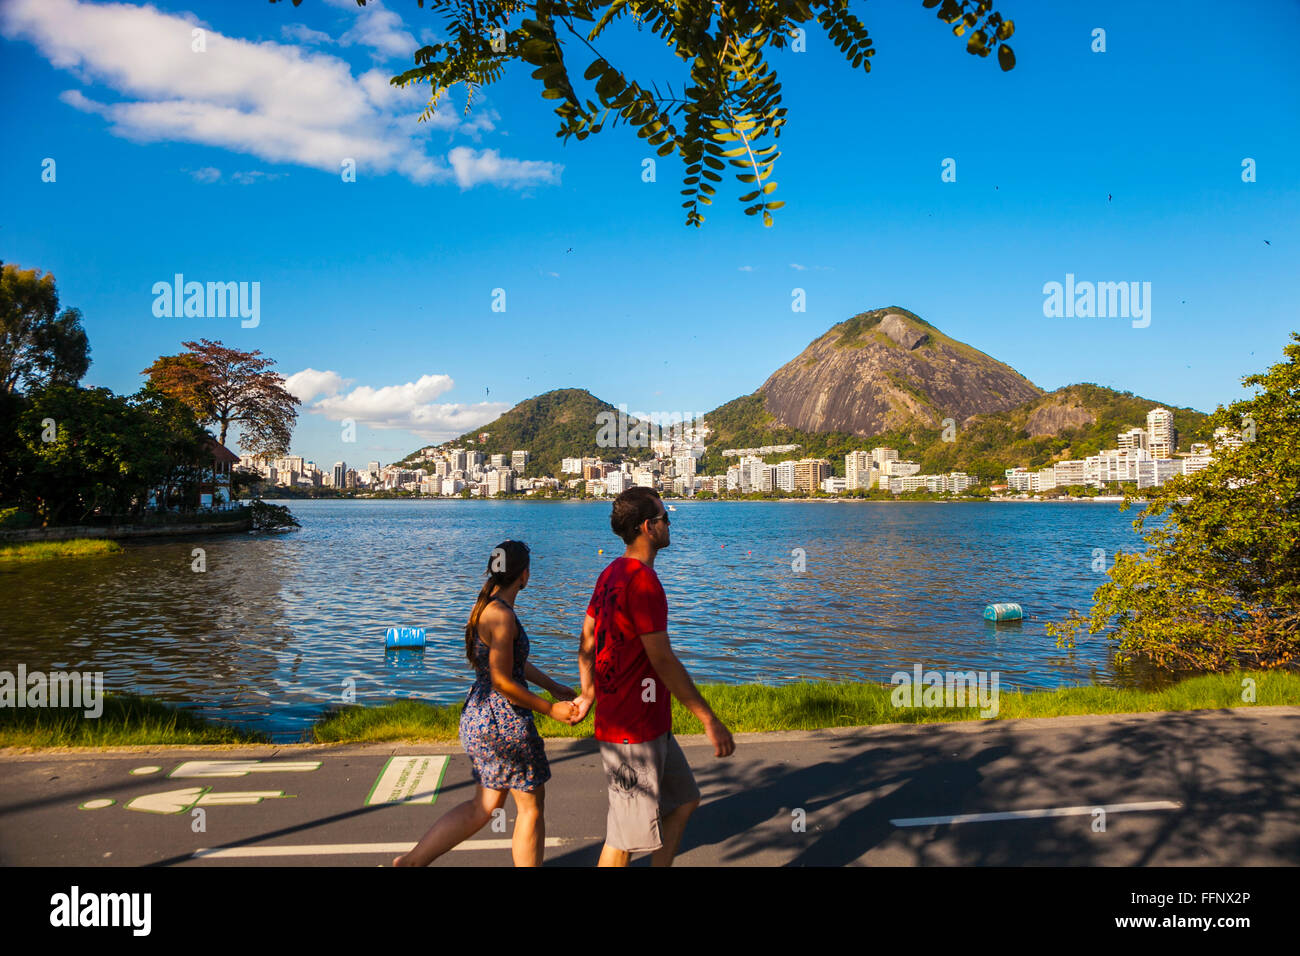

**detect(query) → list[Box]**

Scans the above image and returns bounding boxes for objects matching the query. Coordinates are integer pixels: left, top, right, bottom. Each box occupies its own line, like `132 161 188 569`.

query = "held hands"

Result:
548 699 576 723
568 691 593 725
548 687 590 726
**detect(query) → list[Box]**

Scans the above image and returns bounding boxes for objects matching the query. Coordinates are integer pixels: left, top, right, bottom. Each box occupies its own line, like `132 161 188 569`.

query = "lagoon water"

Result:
0 499 1150 741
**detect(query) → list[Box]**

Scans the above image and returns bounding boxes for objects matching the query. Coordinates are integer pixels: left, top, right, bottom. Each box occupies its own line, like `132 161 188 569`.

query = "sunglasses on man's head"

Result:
649 512 670 525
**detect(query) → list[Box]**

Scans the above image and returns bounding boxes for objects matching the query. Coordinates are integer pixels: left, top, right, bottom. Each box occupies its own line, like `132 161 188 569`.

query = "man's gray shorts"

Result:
599 732 702 853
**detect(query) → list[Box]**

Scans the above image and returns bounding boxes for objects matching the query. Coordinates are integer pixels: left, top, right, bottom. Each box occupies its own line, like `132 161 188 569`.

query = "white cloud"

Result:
738 265 754 272
326 0 417 60
291 369 511 440
281 23 333 47
188 165 222 183
3 0 561 189
448 146 562 189
285 368 350 402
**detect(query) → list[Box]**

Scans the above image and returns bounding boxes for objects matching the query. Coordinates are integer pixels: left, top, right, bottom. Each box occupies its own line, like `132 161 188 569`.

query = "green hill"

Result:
396 388 646 479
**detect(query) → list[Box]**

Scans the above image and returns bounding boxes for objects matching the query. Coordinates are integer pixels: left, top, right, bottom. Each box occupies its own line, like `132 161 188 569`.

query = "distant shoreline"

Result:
259 495 1151 505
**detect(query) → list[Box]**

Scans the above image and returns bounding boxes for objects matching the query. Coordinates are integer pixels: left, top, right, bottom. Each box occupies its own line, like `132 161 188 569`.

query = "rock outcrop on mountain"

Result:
1025 398 1096 437
756 307 1044 436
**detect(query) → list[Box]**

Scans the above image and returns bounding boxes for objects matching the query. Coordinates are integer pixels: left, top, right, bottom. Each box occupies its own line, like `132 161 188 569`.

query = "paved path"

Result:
2 707 1297 866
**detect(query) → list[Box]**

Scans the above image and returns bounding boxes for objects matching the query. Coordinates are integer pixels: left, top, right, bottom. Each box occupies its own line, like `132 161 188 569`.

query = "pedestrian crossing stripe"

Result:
364 755 449 806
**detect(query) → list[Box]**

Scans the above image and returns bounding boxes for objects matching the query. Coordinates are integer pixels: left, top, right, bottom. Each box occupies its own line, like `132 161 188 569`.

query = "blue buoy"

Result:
983 603 1023 621
385 627 426 648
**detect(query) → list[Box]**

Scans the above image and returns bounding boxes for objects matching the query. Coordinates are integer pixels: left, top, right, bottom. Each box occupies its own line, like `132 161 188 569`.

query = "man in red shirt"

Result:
573 487 735 866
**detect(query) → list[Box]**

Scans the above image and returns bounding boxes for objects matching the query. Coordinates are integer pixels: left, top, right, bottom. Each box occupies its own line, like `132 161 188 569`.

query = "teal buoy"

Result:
983 603 1023 622
385 627 426 648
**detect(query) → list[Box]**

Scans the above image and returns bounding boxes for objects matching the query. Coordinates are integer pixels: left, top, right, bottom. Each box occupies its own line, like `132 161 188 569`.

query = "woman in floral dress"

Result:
395 540 581 867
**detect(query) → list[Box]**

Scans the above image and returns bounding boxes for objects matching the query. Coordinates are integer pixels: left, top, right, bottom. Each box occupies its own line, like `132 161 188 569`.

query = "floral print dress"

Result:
459 598 551 792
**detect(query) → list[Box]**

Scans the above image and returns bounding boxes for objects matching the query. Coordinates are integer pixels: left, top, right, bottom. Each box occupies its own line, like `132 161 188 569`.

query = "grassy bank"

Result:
4 673 1294 749
312 670 1300 743
0 693 268 748
0 539 123 562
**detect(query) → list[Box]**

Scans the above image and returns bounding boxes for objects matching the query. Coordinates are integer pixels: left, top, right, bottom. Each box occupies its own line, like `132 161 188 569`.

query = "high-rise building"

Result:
333 461 346 488
793 458 831 492
604 470 629 495
368 461 381 476
1147 407 1176 458
776 460 797 493
845 451 872 490
512 450 530 472
869 446 899 487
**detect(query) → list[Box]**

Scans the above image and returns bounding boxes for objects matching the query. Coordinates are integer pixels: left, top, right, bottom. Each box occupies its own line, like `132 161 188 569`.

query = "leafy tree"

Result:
1049 332 1300 674
0 262 90 394
250 500 301 532
142 339 300 456
274 0 1015 227
10 385 210 525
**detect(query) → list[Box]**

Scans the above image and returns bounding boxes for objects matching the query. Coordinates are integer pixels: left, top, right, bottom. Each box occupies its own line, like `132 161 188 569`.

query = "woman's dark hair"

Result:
465 540 531 664
610 487 663 545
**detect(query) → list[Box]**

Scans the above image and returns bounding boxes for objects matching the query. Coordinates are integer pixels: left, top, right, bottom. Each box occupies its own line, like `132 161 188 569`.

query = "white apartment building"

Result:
1147 407 1176 458
1053 459 1086 486
1005 467 1035 492
1212 427 1244 451
1137 458 1183 489
776 460 798 493
845 451 872 490
878 458 920 489
1085 448 1149 486
1117 428 1149 452
822 476 848 494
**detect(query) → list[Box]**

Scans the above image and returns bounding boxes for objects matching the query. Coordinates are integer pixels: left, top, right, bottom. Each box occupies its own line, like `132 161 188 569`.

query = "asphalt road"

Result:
3 706 1298 866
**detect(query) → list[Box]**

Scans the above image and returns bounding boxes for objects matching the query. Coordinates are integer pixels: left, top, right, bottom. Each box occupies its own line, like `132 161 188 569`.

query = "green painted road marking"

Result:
364 755 449 806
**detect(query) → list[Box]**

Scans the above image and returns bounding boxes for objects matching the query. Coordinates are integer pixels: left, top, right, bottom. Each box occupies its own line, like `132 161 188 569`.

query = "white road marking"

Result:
364 755 449 806
129 766 162 775
79 799 115 810
891 800 1182 827
169 759 321 778
191 838 571 859
125 787 292 814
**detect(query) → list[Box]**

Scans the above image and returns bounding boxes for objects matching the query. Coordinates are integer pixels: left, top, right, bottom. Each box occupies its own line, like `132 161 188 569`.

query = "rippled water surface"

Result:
0 499 1147 740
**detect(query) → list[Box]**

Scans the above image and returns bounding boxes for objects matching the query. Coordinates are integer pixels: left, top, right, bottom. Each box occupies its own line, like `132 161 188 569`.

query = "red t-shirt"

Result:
586 557 670 744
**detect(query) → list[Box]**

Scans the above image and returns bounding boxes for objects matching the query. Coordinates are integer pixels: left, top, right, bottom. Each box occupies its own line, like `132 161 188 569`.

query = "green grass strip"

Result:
0 692 267 748
6 673 1294 748
310 670 1300 743
0 539 124 562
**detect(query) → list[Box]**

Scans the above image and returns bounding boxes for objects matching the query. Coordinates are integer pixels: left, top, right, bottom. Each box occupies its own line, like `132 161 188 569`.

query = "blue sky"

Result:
3 0 1298 468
